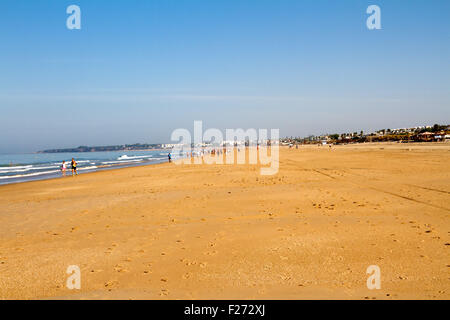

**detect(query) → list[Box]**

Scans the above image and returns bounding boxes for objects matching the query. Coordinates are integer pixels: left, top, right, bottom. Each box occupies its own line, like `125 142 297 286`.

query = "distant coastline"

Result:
37 123 450 153
38 143 163 153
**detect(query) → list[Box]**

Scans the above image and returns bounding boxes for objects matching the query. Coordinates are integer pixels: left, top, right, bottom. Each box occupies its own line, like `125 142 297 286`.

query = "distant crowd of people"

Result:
167 147 243 163
60 149 241 177
60 148 244 177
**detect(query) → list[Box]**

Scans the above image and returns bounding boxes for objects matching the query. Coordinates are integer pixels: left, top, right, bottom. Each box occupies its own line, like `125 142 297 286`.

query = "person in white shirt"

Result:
61 161 67 177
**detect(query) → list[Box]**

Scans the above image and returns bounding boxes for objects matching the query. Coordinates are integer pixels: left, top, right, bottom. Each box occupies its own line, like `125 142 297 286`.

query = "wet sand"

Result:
0 143 449 299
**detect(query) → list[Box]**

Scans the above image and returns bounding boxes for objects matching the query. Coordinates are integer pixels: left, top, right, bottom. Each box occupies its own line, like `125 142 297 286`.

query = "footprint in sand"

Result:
104 280 118 288
114 265 129 273
159 289 169 296
182 258 200 266
90 269 103 273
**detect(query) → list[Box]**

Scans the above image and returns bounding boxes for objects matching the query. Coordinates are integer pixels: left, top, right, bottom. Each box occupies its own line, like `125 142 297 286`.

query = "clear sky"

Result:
0 0 449 153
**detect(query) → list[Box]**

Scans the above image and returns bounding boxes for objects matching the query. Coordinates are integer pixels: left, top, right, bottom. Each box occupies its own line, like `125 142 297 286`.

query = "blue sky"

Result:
0 0 449 153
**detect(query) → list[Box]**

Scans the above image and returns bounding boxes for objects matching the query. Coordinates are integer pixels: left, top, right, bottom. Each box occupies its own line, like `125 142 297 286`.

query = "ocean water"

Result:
0 150 170 185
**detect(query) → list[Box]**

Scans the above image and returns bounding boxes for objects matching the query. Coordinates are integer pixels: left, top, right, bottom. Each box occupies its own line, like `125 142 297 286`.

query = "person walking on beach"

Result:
168 153 172 163
71 158 78 176
61 161 67 177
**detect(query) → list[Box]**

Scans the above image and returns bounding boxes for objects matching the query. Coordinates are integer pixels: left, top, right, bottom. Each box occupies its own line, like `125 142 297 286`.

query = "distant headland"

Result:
38 143 163 153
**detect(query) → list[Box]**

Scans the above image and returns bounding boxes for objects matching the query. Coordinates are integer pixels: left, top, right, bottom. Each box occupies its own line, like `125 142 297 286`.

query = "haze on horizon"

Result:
0 0 449 154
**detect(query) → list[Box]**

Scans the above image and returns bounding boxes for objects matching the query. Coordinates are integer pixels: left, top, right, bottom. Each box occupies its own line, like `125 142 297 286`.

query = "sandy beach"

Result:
0 143 448 300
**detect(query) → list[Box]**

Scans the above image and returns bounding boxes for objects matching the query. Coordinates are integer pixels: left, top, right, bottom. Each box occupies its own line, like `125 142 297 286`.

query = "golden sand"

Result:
0 144 449 299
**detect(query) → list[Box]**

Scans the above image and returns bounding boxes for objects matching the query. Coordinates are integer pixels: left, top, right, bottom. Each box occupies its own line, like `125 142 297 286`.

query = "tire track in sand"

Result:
312 168 450 212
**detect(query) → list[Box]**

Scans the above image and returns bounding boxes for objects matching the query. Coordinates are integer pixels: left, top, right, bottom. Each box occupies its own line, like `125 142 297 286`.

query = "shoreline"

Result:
0 158 168 187
3 141 448 186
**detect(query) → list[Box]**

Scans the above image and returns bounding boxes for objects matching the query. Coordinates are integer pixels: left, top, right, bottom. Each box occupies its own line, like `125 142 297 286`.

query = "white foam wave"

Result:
78 166 98 171
0 170 60 180
0 165 33 171
101 159 143 165
117 155 154 160
0 165 59 174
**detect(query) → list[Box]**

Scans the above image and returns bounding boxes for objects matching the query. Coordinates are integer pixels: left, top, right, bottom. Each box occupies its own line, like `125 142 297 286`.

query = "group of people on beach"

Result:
166 147 242 163
60 158 78 177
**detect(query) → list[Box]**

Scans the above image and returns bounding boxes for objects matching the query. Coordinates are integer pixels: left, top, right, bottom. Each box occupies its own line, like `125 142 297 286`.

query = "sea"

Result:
0 150 171 185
